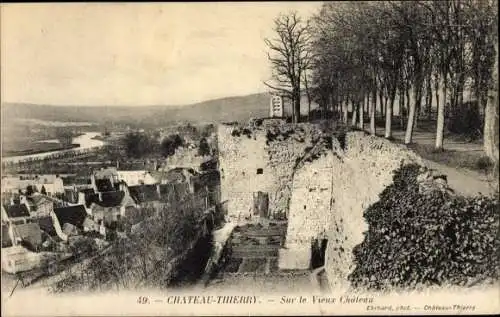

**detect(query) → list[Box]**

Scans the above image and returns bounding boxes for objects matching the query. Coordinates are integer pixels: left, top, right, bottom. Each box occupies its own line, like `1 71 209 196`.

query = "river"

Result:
1 132 105 164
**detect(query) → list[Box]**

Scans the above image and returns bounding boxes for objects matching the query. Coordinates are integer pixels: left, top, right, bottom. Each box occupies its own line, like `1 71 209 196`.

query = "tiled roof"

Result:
95 191 125 207
54 205 88 229
37 216 58 237
11 223 42 248
95 178 115 192
3 204 30 218
158 183 190 201
128 185 159 203
81 188 96 195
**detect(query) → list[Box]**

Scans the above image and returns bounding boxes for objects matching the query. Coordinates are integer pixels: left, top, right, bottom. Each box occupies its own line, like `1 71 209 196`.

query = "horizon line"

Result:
0 91 272 108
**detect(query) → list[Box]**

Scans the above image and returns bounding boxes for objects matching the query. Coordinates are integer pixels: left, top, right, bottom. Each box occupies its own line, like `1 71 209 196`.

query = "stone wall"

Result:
326 133 423 291
217 121 323 221
281 132 424 288
218 122 425 288
217 124 278 221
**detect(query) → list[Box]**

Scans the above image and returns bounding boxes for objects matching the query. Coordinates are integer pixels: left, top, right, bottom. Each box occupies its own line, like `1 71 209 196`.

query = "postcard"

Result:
1 2 499 316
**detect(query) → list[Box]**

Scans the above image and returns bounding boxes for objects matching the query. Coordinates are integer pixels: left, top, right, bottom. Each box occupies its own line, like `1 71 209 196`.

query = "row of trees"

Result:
264 1 498 164
122 132 184 159
122 131 213 159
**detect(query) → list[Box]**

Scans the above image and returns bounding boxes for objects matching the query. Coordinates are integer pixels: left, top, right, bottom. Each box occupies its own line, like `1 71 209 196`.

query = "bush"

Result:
348 164 499 290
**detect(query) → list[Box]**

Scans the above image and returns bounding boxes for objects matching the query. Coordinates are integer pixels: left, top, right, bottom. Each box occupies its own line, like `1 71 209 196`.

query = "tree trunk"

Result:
436 75 447 150
484 42 499 165
434 75 440 123
405 83 422 145
358 99 364 130
370 89 376 135
399 88 405 128
426 77 432 120
385 87 396 139
351 101 357 127
293 91 301 123
379 89 385 118
343 98 349 125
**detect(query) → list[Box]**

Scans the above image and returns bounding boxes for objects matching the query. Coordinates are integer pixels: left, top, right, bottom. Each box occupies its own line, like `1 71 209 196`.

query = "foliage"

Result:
50 196 207 293
447 101 483 141
40 185 47 195
160 134 184 157
349 164 500 290
309 1 498 145
55 127 75 147
123 132 159 159
198 137 211 156
26 185 36 196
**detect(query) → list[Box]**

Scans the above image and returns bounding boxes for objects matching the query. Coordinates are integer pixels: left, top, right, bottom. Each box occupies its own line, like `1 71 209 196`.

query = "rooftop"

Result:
128 185 160 204
3 203 30 218
54 205 88 229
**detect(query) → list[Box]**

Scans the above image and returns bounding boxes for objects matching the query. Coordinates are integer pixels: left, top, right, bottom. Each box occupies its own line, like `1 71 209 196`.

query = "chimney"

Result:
98 192 103 201
156 184 161 199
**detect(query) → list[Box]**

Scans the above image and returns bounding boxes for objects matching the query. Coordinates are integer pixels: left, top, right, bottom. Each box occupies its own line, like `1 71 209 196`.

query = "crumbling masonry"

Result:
217 119 423 290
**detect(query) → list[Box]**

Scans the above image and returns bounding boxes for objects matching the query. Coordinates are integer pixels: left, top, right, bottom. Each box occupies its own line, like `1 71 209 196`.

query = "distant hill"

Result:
1 93 276 128
1 92 319 129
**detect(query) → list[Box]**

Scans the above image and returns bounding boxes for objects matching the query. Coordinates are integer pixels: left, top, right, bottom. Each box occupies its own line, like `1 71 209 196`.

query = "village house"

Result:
128 184 161 205
37 215 66 246
36 204 100 244
86 189 137 226
117 170 157 186
20 194 55 218
91 167 156 189
1 203 31 225
54 205 99 237
1 174 65 197
150 167 197 187
7 222 43 252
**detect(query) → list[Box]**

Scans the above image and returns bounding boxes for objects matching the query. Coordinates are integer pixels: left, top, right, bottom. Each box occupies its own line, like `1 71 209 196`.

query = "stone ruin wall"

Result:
217 124 277 221
217 121 321 221
218 122 425 289
282 132 423 289
264 122 322 219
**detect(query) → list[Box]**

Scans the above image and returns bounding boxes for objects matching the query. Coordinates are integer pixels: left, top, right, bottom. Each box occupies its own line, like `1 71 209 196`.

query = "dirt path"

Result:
363 125 496 197
422 160 496 197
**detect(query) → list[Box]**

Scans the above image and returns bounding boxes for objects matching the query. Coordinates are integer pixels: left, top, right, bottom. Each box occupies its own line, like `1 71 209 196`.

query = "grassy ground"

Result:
405 142 495 174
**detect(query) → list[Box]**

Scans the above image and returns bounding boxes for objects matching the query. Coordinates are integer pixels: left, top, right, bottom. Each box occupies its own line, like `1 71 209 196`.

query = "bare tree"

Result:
264 12 312 123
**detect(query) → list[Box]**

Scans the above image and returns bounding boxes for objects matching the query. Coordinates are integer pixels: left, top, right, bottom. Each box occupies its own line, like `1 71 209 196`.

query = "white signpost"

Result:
269 95 283 118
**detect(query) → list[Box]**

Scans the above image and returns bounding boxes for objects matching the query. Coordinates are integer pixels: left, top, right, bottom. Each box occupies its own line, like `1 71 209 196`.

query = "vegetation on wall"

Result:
349 164 499 290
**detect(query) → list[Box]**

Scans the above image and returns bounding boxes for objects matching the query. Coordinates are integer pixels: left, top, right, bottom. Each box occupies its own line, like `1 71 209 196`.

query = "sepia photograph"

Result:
1 2 499 316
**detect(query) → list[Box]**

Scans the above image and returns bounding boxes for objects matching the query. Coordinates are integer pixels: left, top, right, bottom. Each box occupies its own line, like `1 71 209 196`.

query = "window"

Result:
256 168 263 175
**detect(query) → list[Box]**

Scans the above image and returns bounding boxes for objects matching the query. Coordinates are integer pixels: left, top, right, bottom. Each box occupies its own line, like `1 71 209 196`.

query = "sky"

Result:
1 2 321 106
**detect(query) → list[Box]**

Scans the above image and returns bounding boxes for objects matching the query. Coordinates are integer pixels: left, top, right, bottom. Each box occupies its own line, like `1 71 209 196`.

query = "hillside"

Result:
1 93 274 127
